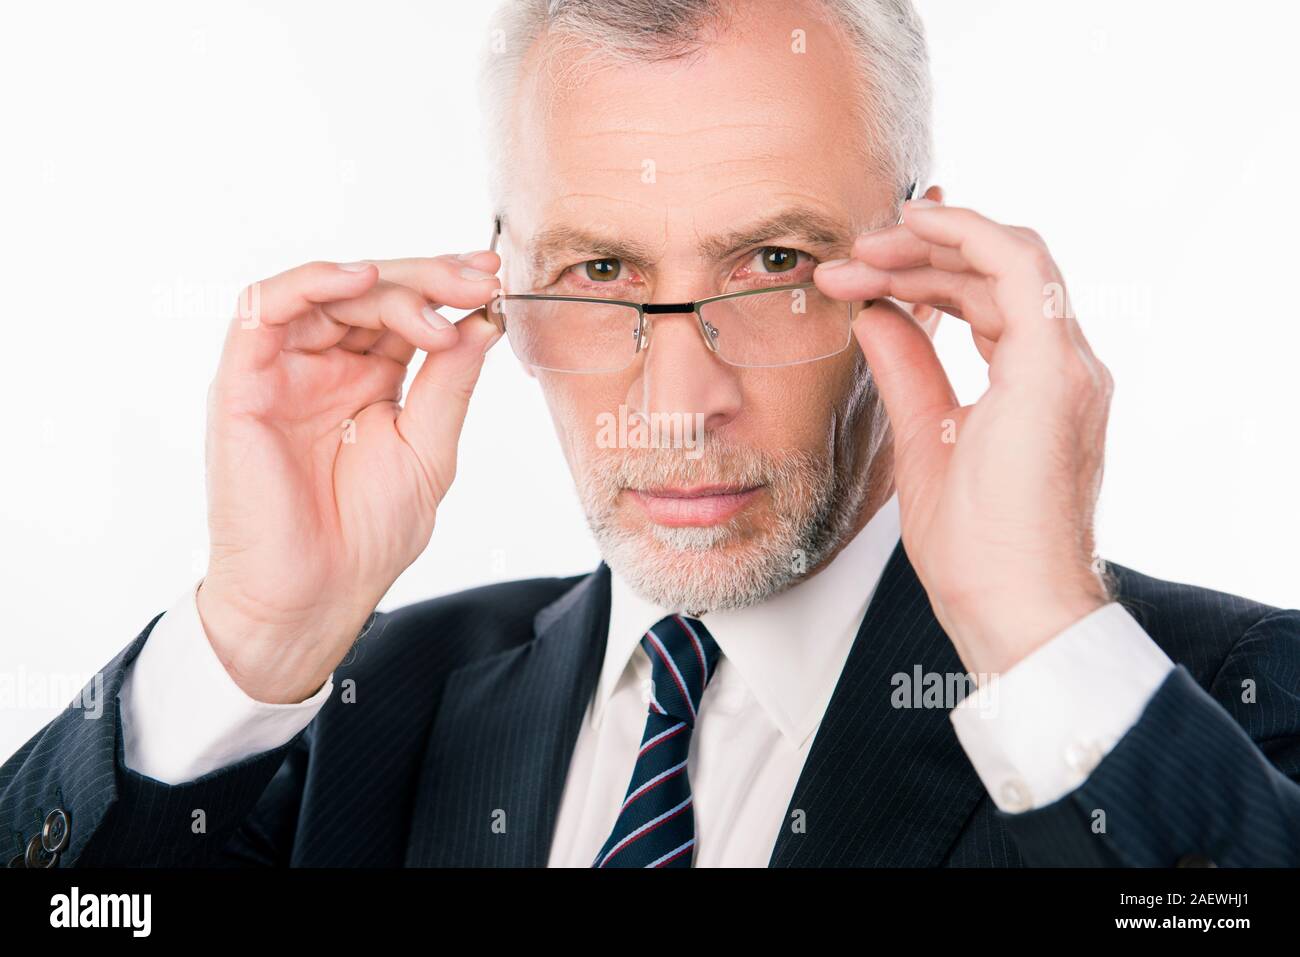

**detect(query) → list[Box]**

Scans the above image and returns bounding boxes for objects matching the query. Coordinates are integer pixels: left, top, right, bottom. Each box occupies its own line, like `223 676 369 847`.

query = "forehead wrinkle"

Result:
542 189 663 212
565 121 803 142
555 150 782 180
692 181 840 203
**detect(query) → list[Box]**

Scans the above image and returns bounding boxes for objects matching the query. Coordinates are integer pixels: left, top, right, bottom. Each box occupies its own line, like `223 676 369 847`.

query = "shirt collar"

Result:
596 492 901 747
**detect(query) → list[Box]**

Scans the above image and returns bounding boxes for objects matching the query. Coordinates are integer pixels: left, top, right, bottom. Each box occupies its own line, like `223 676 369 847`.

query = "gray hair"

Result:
478 0 932 213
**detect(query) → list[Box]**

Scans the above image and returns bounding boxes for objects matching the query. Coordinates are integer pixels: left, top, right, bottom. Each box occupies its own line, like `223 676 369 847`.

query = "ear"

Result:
907 183 945 339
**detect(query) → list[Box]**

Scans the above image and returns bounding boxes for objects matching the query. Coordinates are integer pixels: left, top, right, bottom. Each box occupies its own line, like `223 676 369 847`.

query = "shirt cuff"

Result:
118 579 333 785
949 601 1173 813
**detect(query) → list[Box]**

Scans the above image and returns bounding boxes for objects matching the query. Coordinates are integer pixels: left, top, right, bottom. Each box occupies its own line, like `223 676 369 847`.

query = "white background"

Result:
3 0 1297 758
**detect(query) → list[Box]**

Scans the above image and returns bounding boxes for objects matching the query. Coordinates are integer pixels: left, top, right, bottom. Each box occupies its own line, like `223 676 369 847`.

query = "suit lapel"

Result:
769 541 989 867
404 547 989 867
406 564 610 866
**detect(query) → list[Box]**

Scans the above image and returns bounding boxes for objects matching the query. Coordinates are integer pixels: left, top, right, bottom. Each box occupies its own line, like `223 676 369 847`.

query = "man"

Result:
3 0 1297 868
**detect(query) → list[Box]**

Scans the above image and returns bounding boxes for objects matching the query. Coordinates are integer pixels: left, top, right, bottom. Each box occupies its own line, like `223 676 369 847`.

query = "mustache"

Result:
579 439 821 501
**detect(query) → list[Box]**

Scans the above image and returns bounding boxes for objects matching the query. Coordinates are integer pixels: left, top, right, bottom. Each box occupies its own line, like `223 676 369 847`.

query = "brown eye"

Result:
760 247 799 273
585 258 621 282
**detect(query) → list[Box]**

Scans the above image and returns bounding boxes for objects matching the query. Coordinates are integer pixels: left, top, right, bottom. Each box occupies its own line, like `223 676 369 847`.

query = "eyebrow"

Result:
525 204 853 278
528 223 660 278
696 206 853 261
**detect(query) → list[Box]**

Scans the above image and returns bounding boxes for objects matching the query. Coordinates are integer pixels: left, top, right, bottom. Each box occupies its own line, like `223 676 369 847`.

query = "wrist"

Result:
196 579 371 703
935 576 1111 678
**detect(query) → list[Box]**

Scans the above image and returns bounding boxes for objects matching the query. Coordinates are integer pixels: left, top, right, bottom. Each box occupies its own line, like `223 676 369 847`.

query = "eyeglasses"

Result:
486 183 915 374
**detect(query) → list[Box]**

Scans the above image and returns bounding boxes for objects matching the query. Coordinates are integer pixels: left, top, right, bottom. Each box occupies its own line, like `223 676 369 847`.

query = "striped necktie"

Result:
592 613 722 868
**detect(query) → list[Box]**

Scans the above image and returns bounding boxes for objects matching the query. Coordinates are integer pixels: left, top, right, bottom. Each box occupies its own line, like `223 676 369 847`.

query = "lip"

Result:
626 485 762 527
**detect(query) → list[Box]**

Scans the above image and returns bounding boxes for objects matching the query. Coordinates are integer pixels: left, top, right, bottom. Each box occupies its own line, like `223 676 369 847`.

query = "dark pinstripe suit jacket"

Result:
4 542 1299 867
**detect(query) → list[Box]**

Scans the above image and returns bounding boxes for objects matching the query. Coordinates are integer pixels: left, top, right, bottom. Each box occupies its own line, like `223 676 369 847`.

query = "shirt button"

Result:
999 778 1033 812
1064 740 1102 777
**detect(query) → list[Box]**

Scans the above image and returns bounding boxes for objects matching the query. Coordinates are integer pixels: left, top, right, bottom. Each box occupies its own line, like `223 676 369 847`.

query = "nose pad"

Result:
634 311 722 358
697 314 720 353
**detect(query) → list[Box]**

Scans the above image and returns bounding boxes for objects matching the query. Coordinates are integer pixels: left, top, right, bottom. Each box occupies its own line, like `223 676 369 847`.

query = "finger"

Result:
223 260 381 370
335 326 420 367
817 259 1004 337
895 204 1064 341
395 307 503 498
371 252 502 309
972 328 997 363
1004 231 1104 370
853 298 958 491
850 223 972 273
317 280 460 353
337 326 384 354
365 330 418 365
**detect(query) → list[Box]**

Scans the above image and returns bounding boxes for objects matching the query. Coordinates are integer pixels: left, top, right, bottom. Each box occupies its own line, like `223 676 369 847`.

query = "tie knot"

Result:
640 615 721 726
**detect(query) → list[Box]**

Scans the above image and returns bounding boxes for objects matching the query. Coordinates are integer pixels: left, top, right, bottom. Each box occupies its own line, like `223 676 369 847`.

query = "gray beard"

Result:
578 392 883 613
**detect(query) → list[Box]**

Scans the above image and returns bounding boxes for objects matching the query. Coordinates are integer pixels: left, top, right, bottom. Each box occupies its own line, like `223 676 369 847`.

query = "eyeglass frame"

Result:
483 181 916 372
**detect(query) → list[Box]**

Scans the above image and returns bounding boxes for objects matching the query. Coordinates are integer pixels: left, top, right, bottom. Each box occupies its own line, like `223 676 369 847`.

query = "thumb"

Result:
853 298 958 487
396 307 501 494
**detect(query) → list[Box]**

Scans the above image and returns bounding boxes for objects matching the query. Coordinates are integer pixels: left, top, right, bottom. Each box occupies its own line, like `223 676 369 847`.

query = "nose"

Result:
628 306 742 435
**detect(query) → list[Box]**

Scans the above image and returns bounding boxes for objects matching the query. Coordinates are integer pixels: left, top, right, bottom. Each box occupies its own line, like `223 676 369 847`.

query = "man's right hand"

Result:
195 253 502 703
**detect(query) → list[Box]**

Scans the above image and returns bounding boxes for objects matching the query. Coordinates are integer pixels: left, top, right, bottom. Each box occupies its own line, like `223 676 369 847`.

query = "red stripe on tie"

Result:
598 800 692 867
654 842 695 867
619 762 687 814
674 615 710 683
638 723 687 758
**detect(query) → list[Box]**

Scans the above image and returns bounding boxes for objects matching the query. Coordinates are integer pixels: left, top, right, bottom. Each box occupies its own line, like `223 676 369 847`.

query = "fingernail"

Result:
906 198 939 209
818 258 850 270
457 250 491 261
421 305 451 330
459 266 494 281
338 261 371 272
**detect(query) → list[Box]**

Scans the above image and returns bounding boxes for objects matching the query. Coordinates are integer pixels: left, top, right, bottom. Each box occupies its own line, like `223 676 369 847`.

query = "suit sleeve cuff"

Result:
117 579 333 785
949 601 1173 812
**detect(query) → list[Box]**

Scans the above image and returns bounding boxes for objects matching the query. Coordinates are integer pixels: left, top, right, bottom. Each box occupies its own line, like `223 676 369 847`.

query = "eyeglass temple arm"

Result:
899 181 917 223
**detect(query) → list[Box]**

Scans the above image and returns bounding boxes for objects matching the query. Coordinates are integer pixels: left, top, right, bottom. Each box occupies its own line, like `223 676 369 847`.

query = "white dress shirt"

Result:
118 492 1174 865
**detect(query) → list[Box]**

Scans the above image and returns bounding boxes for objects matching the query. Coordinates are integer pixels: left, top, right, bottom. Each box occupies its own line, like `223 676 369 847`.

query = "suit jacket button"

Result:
1175 853 1216 867
24 833 58 868
42 807 70 854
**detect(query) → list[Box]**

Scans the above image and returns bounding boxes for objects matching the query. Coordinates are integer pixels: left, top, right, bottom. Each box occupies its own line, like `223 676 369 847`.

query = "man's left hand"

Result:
815 199 1114 678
